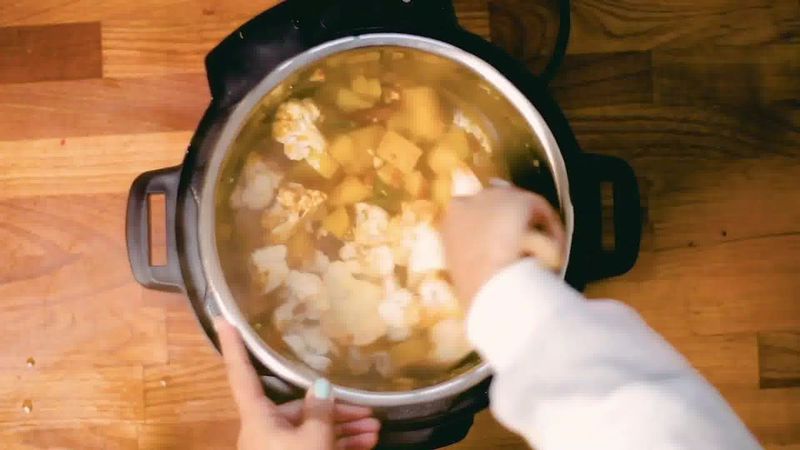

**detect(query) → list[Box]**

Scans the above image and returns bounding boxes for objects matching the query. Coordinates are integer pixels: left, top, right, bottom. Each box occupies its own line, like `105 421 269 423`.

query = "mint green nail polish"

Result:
313 378 331 399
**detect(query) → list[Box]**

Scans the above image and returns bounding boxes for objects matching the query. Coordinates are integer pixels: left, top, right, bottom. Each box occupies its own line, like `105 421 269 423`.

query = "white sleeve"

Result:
466 258 762 450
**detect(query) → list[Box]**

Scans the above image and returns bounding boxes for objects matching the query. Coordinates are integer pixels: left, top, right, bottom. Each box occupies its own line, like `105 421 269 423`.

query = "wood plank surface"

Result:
0 0 798 448
0 74 208 141
0 22 102 84
759 332 800 389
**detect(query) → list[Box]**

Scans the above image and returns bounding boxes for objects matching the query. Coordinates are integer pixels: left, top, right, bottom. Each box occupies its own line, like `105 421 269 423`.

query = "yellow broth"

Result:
215 47 551 391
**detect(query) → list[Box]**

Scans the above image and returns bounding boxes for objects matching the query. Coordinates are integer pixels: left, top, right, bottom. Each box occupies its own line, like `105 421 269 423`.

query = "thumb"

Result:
301 378 335 444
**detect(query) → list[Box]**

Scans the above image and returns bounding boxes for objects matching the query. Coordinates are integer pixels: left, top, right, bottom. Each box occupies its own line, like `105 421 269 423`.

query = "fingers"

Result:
214 317 279 423
334 417 381 436
335 432 380 450
522 192 566 250
300 378 335 444
277 400 373 426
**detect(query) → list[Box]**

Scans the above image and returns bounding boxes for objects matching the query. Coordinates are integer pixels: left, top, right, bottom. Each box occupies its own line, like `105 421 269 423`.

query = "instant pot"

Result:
126 0 641 448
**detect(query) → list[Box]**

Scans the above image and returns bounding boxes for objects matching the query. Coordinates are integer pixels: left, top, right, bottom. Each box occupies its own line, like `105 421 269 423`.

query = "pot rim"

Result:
198 33 574 407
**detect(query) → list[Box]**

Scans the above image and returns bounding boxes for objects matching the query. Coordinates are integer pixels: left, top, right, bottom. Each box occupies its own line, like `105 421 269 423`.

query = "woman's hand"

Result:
441 186 566 308
215 318 380 450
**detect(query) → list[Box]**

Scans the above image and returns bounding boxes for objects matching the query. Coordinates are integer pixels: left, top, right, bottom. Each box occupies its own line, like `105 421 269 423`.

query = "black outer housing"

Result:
125 1 641 448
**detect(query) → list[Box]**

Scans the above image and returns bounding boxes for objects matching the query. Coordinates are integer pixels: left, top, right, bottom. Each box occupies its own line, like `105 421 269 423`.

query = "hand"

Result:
441 186 566 307
215 318 380 450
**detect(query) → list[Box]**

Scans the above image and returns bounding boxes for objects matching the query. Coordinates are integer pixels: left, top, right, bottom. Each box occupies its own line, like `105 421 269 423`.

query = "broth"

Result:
215 47 553 391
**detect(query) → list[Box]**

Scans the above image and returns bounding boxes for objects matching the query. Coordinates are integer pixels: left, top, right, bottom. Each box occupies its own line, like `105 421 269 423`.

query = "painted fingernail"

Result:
313 378 332 399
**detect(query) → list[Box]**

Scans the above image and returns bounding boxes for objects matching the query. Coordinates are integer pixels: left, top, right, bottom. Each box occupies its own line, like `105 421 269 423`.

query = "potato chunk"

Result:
377 130 423 174
404 171 427 198
434 126 471 160
322 207 351 239
399 86 447 143
329 126 384 175
330 176 372 206
351 75 382 102
376 164 404 189
305 149 340 179
286 229 316 267
431 176 451 208
336 88 374 112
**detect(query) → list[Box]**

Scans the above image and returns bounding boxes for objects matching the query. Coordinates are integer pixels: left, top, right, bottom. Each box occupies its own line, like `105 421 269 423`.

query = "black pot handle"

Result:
126 166 184 292
582 154 641 280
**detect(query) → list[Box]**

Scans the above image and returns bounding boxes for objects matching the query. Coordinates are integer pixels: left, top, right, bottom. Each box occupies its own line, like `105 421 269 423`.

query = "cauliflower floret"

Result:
450 166 483 198
429 318 472 365
262 183 326 242
286 270 323 301
251 244 290 294
340 243 395 278
308 250 331 275
366 245 395 277
418 275 460 317
230 155 284 210
353 203 390 246
273 299 300 331
282 329 333 372
321 262 387 346
387 200 437 266
273 98 327 161
453 109 492 154
286 270 329 315
407 223 447 277
378 278 420 342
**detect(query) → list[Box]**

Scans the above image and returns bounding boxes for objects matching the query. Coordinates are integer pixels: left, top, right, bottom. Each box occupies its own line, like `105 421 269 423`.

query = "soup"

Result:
215 47 551 391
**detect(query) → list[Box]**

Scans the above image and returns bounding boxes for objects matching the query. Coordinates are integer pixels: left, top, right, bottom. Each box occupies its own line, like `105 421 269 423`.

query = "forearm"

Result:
467 259 761 450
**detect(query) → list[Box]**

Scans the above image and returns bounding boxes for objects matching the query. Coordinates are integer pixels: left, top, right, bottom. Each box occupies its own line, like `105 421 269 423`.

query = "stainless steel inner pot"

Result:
197 33 575 407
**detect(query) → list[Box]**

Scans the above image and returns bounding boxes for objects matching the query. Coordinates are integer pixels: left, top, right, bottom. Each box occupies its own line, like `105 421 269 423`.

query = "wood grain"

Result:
138 420 238 450
0 132 188 199
0 0 275 27
0 422 138 450
759 332 800 389
0 194 169 368
551 51 654 109
569 0 800 54
0 366 143 423
100 1 488 79
0 74 208 141
0 22 102 84
143 360 236 423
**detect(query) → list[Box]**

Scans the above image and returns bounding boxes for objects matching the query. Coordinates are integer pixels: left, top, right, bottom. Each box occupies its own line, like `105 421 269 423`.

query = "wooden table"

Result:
1 0 798 448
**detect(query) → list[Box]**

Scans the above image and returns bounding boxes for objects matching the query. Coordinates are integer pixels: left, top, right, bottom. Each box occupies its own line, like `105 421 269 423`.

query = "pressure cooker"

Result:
126 0 641 448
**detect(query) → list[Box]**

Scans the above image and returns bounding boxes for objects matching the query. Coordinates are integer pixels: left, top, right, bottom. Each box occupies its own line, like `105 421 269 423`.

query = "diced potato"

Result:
349 125 385 155
351 75 382 101
306 150 340 179
376 130 423 174
426 146 463 176
322 207 351 239
286 229 316 267
376 164 404 189
329 126 385 175
434 126 471 160
400 86 447 143
336 88 374 112
404 171 427 198
329 135 370 175
330 176 372 206
432 176 451 208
